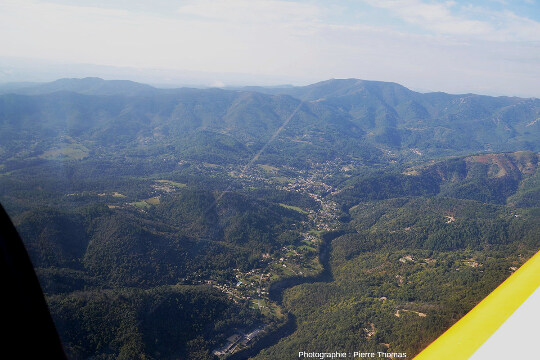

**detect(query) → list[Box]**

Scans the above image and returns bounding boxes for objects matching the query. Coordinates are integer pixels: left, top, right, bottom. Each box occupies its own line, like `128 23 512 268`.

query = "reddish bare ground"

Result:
465 152 538 178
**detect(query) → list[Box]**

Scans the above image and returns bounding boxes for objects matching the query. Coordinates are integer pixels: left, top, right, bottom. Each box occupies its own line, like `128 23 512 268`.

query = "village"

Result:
91 159 348 357
204 160 347 357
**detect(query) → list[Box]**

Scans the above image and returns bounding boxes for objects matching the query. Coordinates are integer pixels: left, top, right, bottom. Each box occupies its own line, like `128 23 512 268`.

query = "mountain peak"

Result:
1 77 156 97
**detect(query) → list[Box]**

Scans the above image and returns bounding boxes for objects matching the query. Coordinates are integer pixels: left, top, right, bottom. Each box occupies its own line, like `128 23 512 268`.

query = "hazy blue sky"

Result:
1 0 539 96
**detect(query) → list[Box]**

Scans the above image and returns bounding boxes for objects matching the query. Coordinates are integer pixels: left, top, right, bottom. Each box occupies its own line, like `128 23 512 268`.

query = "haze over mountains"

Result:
1 77 539 172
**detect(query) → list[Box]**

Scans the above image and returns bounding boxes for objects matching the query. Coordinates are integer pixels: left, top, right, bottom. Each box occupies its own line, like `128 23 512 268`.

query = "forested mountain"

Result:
0 77 158 96
242 78 540 152
333 151 539 209
1 78 539 171
0 78 538 359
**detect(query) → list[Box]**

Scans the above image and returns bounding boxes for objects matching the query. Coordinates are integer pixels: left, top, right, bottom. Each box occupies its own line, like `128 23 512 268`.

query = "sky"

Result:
0 0 539 97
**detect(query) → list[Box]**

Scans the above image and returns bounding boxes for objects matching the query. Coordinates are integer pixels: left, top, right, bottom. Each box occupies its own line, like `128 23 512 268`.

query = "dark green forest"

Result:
0 78 538 359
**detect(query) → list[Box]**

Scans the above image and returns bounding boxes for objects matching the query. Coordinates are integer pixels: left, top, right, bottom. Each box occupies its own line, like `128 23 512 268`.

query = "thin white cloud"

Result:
463 6 540 42
362 0 540 41
364 0 492 36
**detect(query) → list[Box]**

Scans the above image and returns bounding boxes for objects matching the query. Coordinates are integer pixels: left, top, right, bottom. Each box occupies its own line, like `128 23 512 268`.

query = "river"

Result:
228 230 344 359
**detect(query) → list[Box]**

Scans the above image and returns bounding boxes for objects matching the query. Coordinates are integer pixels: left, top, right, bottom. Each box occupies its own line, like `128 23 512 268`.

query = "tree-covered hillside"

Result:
1 78 539 171
0 78 538 359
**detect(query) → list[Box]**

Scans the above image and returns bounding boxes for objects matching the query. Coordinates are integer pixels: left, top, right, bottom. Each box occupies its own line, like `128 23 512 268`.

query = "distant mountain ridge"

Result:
2 76 537 100
0 77 539 167
0 77 158 97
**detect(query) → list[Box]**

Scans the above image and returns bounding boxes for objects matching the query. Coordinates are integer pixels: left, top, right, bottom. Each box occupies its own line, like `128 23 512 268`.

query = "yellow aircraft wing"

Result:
414 250 540 360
